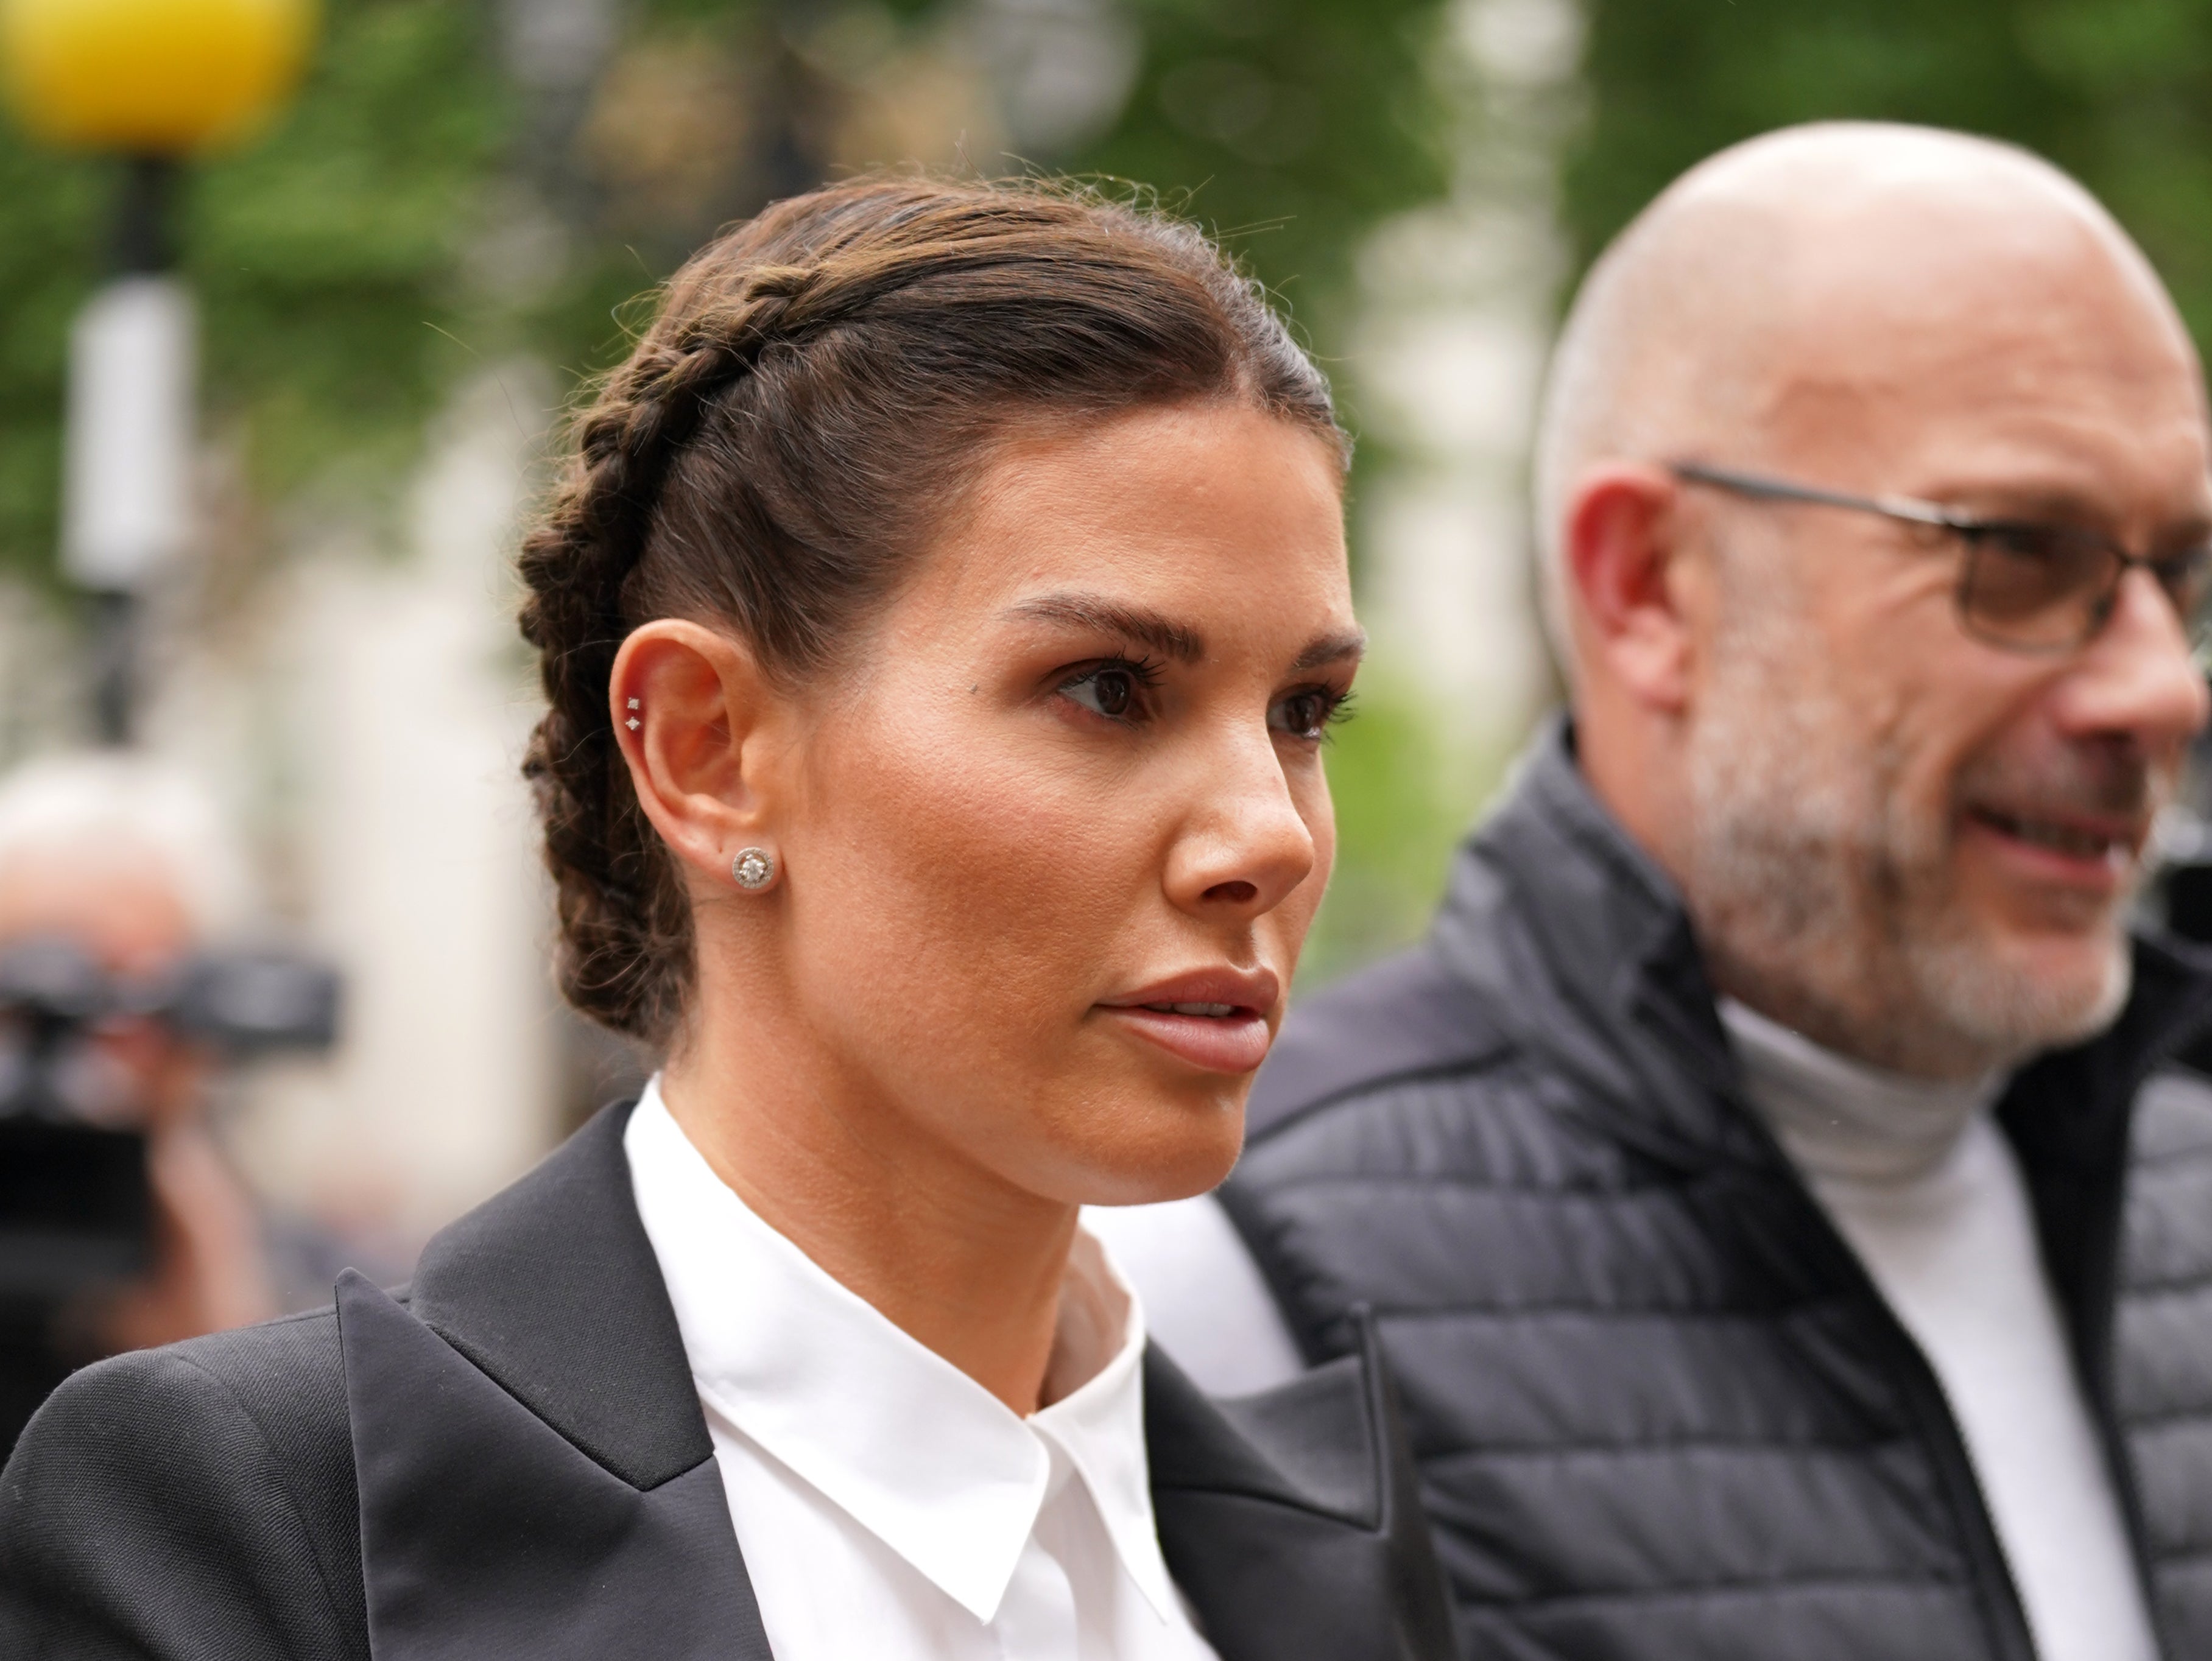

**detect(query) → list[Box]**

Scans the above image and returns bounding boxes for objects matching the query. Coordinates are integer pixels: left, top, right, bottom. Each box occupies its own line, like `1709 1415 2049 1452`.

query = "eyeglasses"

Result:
1670 461 2212 659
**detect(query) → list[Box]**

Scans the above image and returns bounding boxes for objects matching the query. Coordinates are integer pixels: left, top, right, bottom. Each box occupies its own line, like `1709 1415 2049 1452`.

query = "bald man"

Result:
1088 123 2212 1660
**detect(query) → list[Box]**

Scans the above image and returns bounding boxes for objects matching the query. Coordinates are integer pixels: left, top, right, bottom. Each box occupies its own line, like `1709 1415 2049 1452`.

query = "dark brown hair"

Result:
518 176 1344 1045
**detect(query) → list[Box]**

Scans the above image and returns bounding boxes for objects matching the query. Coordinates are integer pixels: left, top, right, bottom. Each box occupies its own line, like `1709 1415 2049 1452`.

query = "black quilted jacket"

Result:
1222 722 2212 1660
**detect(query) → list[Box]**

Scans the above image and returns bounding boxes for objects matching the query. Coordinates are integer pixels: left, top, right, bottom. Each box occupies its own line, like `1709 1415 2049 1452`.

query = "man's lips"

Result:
1963 803 2147 882
1097 966 1281 1075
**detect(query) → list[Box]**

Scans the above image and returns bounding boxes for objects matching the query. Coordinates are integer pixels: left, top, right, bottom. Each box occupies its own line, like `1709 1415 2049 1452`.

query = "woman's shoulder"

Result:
60 1298 349 1426
0 1304 368 1661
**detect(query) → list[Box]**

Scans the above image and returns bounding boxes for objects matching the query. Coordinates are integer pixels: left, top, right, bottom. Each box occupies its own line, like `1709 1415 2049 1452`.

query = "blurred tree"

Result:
193 2 509 499
0 125 99 582
1071 0 1451 350
529 0 1451 392
0 0 1456 579
1566 0 2212 350
1300 679 1504 983
0 0 506 582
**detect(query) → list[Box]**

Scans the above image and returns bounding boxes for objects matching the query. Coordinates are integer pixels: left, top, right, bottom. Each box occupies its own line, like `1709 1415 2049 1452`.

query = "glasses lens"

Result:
1958 523 2115 650
2159 544 2212 664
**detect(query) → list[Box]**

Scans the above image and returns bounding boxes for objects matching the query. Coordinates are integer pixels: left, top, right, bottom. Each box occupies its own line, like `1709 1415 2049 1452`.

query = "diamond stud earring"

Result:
731 847 777 891
624 697 641 733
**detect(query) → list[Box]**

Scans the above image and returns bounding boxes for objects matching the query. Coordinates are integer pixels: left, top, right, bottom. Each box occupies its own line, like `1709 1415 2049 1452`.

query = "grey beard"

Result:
1680 630 2132 1081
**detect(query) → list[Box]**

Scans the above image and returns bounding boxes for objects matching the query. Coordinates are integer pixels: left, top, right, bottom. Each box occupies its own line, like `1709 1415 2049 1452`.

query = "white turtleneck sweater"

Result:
1719 999 2157 1661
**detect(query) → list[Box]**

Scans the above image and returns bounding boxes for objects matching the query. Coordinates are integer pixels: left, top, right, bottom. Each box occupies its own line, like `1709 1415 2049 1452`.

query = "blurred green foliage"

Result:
0 0 505 581
1075 0 1451 349
538 0 1453 390
0 0 1453 582
1302 683 1503 983
0 126 100 583
192 3 509 497
1566 0 2212 348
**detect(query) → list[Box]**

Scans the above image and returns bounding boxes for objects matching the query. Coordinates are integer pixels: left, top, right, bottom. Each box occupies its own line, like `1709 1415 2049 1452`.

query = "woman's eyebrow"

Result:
1009 594 1205 664
1293 628 1367 672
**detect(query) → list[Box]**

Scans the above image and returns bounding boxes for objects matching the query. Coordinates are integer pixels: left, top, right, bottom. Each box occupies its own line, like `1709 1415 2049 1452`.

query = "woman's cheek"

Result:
820 723 1131 979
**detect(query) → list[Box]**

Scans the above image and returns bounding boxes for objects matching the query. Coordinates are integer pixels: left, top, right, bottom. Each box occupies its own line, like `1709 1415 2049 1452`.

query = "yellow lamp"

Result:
0 0 317 155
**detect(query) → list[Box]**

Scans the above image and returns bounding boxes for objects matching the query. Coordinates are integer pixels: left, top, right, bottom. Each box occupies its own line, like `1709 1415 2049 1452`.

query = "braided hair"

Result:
518 177 1344 1047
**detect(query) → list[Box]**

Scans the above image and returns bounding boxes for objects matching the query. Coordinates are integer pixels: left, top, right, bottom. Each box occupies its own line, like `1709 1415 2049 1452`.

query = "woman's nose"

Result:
1161 732 1320 921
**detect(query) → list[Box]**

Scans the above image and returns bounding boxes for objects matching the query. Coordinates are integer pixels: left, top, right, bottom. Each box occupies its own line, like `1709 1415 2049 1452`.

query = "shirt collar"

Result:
623 1080 1182 1626
1029 1228 1180 1621
1721 997 2006 1184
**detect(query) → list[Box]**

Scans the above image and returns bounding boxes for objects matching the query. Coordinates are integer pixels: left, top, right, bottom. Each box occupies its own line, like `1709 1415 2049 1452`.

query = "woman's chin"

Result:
1049 1108 1247 1209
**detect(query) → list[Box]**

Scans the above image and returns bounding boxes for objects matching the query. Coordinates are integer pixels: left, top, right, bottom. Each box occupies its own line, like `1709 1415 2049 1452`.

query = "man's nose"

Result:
2059 566 2211 749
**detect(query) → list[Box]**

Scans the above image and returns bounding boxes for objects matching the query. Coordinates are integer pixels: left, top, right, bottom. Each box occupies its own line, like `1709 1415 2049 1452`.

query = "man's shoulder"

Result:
1247 941 1521 1146
2127 1052 2212 1271
1235 939 1637 1203
2133 1053 2212 1162
2118 1060 2212 1394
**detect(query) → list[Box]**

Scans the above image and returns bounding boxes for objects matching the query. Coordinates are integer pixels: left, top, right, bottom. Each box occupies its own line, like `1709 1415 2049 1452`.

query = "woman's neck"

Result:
659 1011 1080 1416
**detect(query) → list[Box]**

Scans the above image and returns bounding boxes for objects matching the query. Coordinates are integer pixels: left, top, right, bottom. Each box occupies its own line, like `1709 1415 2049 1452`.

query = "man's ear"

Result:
1562 463 1699 714
609 620 786 890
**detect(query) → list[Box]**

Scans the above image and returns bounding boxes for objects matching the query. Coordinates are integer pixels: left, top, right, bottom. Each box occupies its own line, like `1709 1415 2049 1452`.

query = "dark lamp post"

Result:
0 0 318 743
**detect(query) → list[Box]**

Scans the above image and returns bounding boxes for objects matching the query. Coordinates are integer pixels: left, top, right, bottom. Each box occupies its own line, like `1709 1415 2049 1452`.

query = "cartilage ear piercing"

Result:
625 697 641 732
731 847 777 891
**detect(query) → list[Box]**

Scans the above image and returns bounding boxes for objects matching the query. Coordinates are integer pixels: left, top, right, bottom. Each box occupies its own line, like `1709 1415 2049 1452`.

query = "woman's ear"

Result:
609 620 786 889
1562 463 1699 715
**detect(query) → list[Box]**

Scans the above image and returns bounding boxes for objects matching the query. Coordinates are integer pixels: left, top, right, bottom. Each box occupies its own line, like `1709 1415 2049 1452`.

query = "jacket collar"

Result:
343 1100 1458 1661
1429 714 2212 1173
406 1099 710 1490
1445 714 1696 1005
1428 716 1752 1165
1147 1311 1459 1661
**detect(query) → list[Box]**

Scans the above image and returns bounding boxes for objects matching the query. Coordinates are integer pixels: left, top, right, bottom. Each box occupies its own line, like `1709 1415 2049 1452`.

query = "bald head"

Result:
1534 121 2200 667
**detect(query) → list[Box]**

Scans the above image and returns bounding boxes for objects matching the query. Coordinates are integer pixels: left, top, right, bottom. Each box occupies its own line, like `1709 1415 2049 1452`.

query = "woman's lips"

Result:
1099 1004 1274 1073
1098 966 1280 1074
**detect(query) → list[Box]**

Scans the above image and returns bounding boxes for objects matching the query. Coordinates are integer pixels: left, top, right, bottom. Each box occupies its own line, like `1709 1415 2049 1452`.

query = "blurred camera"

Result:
0 936 340 1301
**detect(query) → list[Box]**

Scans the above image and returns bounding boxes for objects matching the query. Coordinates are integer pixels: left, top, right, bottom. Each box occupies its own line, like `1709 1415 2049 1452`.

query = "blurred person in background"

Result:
0 754 280 1460
1091 122 2212 1660
0 178 1455 1661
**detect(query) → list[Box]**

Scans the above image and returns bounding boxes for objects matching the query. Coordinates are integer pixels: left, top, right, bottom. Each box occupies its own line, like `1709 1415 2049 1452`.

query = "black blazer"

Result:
0 1102 1456 1660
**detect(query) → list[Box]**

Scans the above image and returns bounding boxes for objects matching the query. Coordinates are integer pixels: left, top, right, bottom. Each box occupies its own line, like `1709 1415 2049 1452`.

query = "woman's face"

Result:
775 401 1357 1206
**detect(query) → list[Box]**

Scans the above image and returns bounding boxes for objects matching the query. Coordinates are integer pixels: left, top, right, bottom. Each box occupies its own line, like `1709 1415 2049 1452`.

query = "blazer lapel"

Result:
336 1102 772 1661
1146 1312 1457 1661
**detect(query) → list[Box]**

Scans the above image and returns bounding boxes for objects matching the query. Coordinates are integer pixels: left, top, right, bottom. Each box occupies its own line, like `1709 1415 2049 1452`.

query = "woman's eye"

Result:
1270 689 1343 742
1060 664 1149 722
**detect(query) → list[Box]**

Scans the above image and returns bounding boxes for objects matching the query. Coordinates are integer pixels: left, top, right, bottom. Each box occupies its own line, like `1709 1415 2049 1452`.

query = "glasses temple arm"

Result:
1669 462 1964 530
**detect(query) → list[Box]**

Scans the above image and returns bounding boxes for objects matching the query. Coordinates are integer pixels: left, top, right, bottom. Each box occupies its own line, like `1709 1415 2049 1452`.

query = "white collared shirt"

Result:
624 1082 1222 1661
